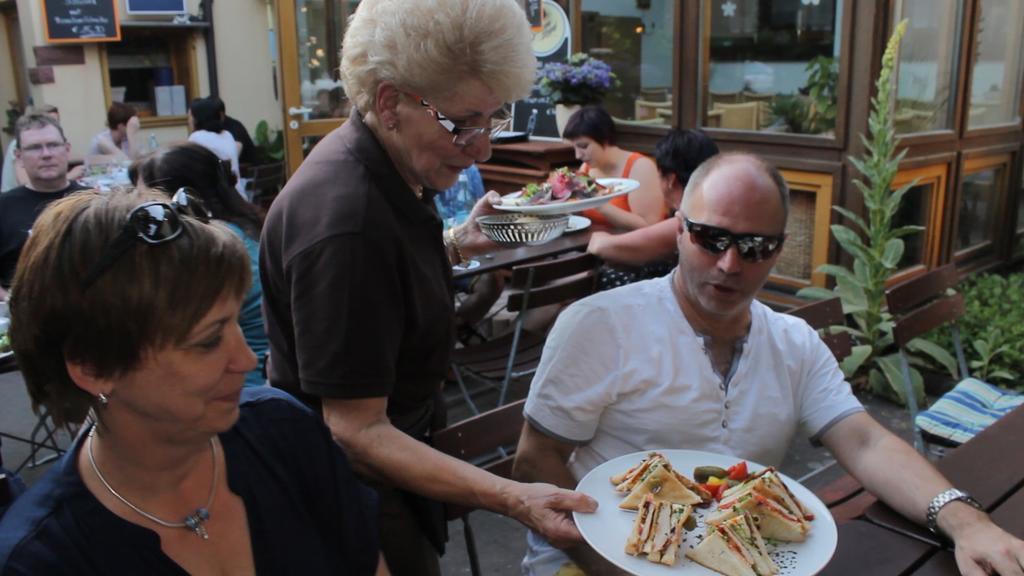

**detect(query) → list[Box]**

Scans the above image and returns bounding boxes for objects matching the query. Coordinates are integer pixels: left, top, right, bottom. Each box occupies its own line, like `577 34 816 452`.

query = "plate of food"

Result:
495 168 638 215
565 215 592 233
573 450 837 576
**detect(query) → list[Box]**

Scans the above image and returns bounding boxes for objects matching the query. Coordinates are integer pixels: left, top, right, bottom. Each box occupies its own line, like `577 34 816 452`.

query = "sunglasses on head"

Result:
80 188 211 291
683 217 785 262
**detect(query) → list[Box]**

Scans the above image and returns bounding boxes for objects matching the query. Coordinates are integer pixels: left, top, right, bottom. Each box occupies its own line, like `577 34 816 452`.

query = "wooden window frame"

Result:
886 163 950 285
693 0 854 149
573 0 680 133
959 0 1024 138
99 27 200 129
771 170 834 290
952 151 1013 265
886 0 968 147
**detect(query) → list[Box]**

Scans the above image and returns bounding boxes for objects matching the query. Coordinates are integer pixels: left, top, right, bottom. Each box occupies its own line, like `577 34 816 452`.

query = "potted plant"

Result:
536 52 618 134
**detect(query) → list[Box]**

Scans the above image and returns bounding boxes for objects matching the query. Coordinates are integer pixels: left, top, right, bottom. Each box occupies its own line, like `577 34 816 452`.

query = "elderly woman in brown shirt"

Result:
259 1 596 574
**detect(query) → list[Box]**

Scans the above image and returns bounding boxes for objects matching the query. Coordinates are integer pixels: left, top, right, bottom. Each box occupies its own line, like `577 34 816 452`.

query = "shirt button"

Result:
721 420 728 429
724 401 730 410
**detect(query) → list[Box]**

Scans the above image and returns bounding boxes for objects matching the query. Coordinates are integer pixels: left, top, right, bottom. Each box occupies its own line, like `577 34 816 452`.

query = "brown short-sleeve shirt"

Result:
259 113 455 437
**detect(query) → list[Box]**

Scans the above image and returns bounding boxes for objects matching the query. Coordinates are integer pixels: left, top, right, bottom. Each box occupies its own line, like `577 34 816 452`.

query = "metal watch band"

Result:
926 488 983 535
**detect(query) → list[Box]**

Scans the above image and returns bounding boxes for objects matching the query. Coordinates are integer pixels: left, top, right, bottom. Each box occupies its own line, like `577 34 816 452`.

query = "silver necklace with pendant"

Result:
87 427 218 540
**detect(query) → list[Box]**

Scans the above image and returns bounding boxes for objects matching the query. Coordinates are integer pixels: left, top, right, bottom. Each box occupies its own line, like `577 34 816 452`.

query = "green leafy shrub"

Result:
254 120 284 162
926 273 1024 389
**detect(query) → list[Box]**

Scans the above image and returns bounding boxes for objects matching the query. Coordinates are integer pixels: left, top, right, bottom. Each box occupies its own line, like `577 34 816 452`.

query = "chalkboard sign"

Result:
512 0 571 139
126 0 187 14
42 0 121 43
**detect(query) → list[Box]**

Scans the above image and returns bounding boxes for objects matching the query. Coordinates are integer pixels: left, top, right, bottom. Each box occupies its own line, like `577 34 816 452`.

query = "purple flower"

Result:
536 53 619 105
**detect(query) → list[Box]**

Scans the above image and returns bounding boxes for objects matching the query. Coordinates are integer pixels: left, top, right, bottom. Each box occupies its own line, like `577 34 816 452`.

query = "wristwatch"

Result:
926 488 983 535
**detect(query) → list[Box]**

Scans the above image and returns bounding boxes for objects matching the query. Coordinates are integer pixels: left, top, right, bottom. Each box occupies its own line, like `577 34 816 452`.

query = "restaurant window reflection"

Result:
889 164 948 274
299 0 358 120
892 0 962 134
700 0 842 136
893 185 930 268
579 0 676 125
966 0 1024 130
956 156 1009 255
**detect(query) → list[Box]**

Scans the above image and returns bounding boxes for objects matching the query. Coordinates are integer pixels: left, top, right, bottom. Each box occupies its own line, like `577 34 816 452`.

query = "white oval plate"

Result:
565 215 592 233
572 449 837 576
495 178 638 215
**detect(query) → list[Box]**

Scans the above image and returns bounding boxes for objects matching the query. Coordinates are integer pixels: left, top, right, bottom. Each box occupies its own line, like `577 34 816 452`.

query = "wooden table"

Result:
817 404 1024 575
453 226 606 280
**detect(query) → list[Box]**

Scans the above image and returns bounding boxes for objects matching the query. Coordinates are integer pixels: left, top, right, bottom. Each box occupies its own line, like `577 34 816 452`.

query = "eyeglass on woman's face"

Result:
80 188 211 291
410 93 512 147
683 217 785 263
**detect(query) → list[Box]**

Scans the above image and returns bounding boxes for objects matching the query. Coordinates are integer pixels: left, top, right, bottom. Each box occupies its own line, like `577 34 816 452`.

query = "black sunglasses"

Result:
683 217 785 262
80 188 211 291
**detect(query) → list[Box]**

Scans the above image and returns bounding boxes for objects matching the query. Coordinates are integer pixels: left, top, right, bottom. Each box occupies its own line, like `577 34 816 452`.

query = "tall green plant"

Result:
797 21 956 406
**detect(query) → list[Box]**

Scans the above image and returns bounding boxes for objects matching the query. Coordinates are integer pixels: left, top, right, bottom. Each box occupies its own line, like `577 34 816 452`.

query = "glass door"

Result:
277 0 359 174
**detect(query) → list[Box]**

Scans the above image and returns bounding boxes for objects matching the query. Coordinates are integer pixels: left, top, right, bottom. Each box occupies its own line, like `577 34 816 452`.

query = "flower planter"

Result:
554 103 580 137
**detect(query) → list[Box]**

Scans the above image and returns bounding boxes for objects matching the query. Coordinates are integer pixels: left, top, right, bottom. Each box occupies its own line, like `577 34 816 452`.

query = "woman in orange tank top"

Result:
562 106 664 229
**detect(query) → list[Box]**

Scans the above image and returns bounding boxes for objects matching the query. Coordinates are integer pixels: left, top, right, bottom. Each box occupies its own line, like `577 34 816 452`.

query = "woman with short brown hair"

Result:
0 190 384 575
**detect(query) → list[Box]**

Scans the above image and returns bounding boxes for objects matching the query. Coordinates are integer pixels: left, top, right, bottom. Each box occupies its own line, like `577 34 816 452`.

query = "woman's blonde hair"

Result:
341 0 536 115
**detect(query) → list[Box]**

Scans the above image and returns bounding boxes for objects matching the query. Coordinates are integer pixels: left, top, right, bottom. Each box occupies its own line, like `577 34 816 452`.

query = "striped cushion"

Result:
915 378 1024 445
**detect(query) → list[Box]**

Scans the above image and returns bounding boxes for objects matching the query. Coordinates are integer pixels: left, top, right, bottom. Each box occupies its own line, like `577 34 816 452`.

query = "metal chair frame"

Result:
450 253 600 414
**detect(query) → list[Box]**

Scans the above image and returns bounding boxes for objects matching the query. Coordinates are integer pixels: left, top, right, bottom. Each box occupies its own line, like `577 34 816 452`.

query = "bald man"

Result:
513 153 1024 576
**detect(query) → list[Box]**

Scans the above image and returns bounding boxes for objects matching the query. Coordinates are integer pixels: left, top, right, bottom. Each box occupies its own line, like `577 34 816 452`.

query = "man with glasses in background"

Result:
513 152 1024 575
0 114 87 299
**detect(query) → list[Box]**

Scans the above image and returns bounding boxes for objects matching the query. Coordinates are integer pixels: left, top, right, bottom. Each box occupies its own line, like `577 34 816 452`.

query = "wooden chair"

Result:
885 265 965 453
450 252 601 414
788 297 853 362
709 89 743 105
713 102 760 131
887 265 1023 454
434 399 526 576
633 98 672 121
244 161 286 210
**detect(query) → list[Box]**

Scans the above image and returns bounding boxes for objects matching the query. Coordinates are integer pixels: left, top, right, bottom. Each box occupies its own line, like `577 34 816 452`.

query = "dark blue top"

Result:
0 387 379 575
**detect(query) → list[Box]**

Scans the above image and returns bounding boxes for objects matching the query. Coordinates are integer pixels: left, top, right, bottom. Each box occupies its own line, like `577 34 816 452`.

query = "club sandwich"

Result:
625 494 692 566
686 512 779 576
612 452 711 506
719 468 814 521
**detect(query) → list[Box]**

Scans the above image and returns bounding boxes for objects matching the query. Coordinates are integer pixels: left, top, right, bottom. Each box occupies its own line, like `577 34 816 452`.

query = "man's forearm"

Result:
826 414 952 525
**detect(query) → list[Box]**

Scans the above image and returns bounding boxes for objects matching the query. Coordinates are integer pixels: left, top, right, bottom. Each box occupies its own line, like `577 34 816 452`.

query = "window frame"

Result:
959 0 1024 137
694 0 854 149
952 151 1014 266
771 169 836 290
573 0 681 130
886 162 951 285
886 0 969 147
99 25 202 129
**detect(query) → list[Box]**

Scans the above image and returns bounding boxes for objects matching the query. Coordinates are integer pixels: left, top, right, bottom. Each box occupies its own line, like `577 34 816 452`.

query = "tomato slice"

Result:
727 461 749 481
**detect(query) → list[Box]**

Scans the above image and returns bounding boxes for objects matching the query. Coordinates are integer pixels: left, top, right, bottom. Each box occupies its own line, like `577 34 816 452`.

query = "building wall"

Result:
215 0 281 134
8 0 275 159
0 13 20 150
